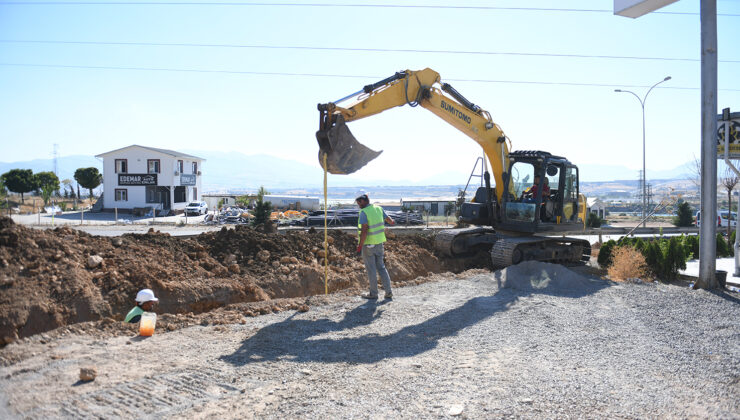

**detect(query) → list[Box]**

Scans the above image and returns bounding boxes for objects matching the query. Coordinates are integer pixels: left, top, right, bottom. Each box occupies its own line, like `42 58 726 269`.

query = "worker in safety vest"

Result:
355 192 396 300
124 289 159 323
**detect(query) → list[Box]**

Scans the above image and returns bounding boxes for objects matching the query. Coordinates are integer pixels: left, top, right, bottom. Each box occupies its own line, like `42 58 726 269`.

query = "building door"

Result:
158 187 170 210
431 202 439 216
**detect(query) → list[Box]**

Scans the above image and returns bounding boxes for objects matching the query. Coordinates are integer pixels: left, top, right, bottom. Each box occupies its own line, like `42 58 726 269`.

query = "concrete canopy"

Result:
614 0 679 18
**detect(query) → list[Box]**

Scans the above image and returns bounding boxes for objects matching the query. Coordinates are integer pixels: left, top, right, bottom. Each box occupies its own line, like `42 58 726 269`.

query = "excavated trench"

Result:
0 217 491 345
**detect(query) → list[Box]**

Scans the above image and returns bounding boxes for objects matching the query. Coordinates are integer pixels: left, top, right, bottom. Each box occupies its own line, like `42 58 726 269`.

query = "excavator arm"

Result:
316 68 512 202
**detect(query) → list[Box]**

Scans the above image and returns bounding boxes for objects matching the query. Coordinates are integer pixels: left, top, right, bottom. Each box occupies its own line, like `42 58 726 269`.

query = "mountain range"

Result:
0 150 701 192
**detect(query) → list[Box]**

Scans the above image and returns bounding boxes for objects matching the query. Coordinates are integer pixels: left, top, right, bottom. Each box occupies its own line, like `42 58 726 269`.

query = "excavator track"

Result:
491 236 591 268
435 227 496 257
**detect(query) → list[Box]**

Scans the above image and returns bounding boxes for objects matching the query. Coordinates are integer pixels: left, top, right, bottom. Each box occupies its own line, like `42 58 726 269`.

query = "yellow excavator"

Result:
316 68 590 267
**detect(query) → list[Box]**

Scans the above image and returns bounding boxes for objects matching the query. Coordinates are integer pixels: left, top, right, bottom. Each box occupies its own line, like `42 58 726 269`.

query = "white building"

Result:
401 197 457 216
587 197 607 219
96 145 204 214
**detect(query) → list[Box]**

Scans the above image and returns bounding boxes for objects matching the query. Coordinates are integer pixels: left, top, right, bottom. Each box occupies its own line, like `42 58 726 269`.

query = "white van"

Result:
695 210 737 228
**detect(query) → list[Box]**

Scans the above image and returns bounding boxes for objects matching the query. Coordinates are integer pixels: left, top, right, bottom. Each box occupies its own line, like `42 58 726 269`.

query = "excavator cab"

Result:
459 151 584 234
498 151 582 233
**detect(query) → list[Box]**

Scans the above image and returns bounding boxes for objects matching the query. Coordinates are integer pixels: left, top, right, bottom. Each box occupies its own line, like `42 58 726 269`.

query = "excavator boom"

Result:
316 68 510 203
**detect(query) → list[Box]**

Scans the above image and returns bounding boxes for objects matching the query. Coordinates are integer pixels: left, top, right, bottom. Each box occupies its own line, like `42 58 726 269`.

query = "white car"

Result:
695 210 737 228
184 201 208 216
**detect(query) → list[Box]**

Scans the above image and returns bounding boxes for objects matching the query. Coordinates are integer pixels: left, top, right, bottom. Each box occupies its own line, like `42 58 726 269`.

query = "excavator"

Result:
316 68 590 267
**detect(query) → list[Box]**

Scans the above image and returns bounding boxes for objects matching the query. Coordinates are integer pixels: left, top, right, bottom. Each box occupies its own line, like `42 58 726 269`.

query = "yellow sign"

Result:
717 119 740 158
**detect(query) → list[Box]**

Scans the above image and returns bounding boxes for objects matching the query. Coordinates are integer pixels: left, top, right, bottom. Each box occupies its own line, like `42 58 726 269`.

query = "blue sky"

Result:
0 0 739 184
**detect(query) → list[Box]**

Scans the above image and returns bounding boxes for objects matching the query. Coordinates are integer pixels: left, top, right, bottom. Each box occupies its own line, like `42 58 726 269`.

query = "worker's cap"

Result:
355 190 369 201
135 289 159 303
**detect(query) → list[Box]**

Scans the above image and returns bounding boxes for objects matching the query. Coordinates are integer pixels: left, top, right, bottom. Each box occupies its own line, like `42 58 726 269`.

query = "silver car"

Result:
185 201 208 215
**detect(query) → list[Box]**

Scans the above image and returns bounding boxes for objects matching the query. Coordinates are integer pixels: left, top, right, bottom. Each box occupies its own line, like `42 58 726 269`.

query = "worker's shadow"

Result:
221 272 609 366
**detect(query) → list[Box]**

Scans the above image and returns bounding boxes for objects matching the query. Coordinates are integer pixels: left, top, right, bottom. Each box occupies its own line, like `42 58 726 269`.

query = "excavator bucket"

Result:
316 115 382 174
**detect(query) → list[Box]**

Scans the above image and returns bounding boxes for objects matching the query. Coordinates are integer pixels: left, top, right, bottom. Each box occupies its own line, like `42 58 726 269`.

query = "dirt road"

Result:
2 263 738 419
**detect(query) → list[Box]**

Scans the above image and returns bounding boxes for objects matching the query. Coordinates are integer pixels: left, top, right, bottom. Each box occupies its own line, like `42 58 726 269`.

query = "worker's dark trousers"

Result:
361 243 392 297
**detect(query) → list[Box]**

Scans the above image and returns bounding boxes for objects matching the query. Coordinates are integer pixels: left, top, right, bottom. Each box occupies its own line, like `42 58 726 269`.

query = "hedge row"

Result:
597 234 729 281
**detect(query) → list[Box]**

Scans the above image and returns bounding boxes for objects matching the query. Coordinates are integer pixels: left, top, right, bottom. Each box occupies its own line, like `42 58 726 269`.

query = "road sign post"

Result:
718 107 740 276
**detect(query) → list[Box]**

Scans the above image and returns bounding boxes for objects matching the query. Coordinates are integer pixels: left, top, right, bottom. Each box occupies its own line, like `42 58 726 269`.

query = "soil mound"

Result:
494 261 597 293
0 217 490 345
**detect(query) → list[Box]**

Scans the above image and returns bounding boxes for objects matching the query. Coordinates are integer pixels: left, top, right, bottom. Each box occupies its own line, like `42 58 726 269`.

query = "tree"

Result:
586 212 603 228
61 179 72 199
251 186 272 227
74 167 102 200
35 171 60 207
672 200 694 227
1 169 35 203
721 163 740 243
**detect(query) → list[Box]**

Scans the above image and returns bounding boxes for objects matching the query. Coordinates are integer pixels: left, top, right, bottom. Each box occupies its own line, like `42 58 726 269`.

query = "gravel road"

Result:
1 263 738 419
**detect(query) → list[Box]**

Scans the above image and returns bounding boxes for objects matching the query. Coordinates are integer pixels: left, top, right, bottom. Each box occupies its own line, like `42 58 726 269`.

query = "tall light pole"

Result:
615 75 671 228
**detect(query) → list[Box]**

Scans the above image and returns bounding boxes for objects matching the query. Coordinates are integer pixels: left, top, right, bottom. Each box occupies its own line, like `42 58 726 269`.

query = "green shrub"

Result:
672 201 694 227
632 237 646 252
251 186 272 227
586 212 603 228
606 236 691 281
716 233 733 257
682 234 700 259
597 239 617 267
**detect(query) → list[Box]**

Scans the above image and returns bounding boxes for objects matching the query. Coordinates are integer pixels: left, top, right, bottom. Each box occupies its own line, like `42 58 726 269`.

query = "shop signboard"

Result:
180 174 196 186
118 174 157 186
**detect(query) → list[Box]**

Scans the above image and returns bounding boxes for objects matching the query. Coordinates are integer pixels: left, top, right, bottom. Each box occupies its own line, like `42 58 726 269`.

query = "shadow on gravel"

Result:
221 275 609 366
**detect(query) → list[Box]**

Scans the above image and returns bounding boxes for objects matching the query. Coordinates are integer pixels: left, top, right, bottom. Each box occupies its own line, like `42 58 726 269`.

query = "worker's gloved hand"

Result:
356 245 362 254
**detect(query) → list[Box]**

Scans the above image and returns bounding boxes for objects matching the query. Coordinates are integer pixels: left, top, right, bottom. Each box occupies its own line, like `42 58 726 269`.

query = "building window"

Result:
174 186 186 203
146 186 158 203
192 187 198 201
114 189 128 201
115 159 128 174
147 159 160 174
192 161 198 174
177 160 183 174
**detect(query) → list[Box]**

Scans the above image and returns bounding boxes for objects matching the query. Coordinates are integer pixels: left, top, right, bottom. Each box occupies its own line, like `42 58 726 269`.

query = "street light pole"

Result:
615 75 671 228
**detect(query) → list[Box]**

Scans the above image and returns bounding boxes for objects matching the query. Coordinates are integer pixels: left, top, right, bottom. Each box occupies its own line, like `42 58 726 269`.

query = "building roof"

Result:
95 145 205 160
587 197 606 207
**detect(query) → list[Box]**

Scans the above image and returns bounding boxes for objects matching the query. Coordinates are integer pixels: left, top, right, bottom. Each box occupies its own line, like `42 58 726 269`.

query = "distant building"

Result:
401 197 457 216
202 194 239 210
587 197 607 219
96 145 204 213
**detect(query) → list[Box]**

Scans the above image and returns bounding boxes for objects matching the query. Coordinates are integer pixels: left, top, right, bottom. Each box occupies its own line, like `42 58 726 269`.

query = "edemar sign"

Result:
118 174 158 186
180 174 196 186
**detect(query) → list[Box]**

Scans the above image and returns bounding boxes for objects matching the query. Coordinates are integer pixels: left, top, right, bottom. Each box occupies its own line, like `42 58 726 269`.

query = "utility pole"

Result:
697 0 718 289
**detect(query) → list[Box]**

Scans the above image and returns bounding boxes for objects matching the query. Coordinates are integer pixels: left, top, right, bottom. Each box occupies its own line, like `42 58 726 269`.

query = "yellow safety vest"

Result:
358 205 387 245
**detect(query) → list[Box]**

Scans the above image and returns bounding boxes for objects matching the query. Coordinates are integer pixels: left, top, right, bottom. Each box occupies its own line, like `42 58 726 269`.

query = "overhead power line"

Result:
3 39 739 64
0 2 738 16
2 62 739 91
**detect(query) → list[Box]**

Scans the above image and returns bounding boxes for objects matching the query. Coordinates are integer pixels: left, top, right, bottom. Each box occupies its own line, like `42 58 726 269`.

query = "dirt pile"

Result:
0 217 490 344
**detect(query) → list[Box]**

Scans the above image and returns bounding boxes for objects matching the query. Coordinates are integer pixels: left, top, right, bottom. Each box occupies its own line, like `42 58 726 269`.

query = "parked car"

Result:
184 201 208 215
695 210 737 228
